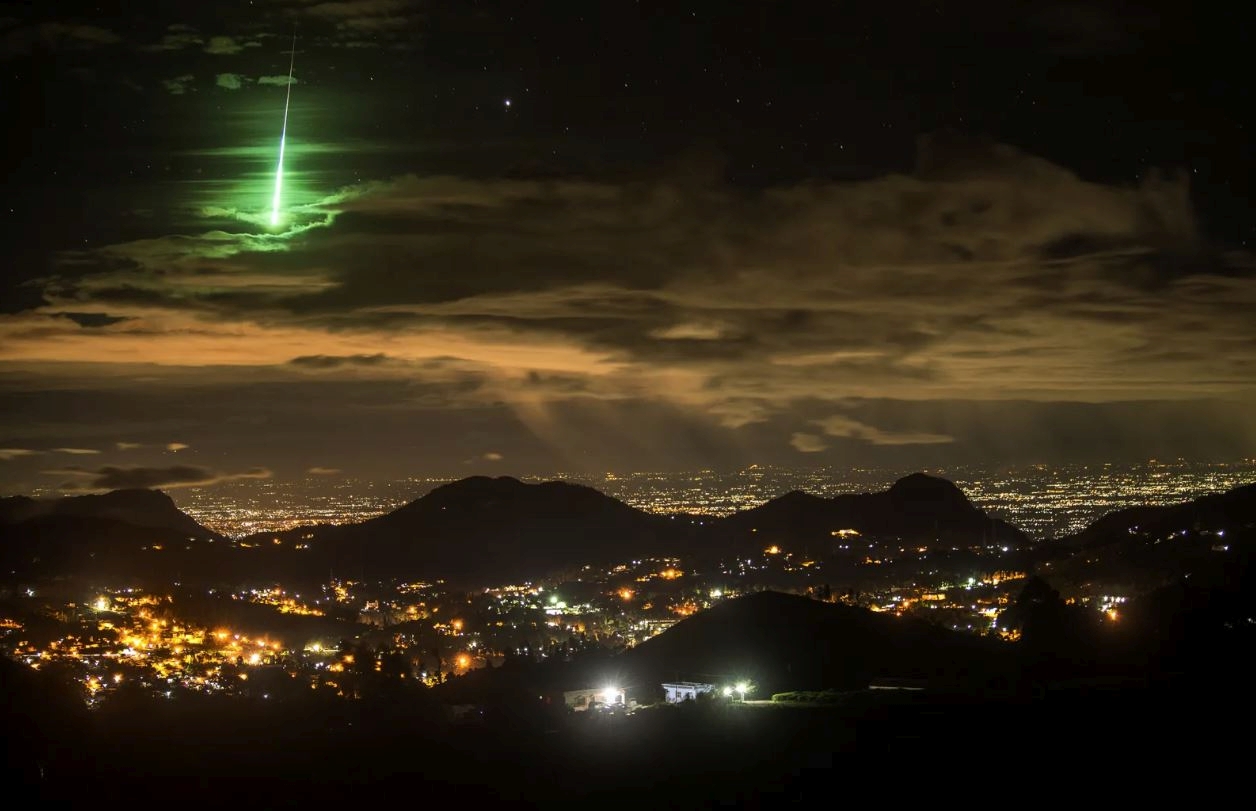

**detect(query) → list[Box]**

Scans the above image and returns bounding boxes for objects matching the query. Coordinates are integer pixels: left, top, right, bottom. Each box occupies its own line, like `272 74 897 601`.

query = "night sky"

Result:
1 1 1254 493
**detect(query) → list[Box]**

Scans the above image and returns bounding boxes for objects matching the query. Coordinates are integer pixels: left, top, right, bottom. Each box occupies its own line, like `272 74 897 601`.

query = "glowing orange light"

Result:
618 588 634 601
456 653 471 669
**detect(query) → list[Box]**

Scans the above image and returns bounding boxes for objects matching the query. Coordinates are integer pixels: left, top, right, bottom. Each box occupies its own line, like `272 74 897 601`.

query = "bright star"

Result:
504 98 512 108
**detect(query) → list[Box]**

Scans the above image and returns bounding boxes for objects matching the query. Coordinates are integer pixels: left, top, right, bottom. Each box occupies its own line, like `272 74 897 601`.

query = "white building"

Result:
662 682 714 703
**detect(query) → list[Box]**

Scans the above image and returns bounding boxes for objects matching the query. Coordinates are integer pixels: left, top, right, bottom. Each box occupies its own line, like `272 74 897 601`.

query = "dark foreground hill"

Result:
436 591 1017 707
615 590 1014 696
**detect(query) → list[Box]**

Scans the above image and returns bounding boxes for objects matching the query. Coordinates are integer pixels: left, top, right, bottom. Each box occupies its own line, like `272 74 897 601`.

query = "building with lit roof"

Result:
662 682 714 703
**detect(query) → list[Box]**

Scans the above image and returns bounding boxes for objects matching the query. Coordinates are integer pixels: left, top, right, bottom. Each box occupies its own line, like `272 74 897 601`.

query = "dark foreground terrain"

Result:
5 663 1250 807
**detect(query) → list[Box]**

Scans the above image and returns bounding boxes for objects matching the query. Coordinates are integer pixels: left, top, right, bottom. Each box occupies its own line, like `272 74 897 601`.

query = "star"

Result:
504 98 512 108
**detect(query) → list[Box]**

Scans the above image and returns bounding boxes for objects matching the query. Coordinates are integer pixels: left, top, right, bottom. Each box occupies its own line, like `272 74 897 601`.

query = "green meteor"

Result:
270 33 297 227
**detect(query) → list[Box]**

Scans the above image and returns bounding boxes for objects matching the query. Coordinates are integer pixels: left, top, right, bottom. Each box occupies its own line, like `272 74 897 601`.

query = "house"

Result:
563 686 625 711
662 681 714 703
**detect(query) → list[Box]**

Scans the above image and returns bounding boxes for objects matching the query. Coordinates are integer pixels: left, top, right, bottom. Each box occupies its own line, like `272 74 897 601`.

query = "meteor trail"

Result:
270 32 296 227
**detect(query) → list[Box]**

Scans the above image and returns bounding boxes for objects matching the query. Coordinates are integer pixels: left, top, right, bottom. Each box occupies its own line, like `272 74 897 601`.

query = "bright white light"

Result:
600 686 622 705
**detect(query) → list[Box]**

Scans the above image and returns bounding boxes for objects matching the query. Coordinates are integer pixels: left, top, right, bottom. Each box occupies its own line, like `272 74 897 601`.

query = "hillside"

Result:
614 590 1013 695
1044 482 1256 596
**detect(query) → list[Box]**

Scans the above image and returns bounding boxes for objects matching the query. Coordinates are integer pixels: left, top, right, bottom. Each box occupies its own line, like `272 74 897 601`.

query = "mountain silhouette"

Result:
723 472 1025 548
254 475 677 586
0 489 215 538
18 473 1248 593
1046 482 1256 594
0 490 222 585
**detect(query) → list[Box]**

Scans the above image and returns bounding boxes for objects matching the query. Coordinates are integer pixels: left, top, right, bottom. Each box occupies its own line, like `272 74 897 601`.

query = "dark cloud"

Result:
203 35 258 55
289 353 390 369
49 464 272 491
1 22 120 58
54 312 129 328
295 0 425 47
161 74 196 95
1028 4 1160 55
140 27 204 53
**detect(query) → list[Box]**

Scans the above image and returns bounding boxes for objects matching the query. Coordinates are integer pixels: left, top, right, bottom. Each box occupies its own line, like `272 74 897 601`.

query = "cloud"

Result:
304 0 415 20
216 73 247 90
6 134 1254 470
141 27 204 53
299 0 424 45
482 452 503 461
53 447 101 455
811 415 954 446
289 353 390 369
789 433 828 453
49 465 271 491
116 442 143 450
166 442 190 452
256 75 298 87
1 23 120 58
204 36 257 55
0 448 39 461
162 74 196 95
306 466 341 475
